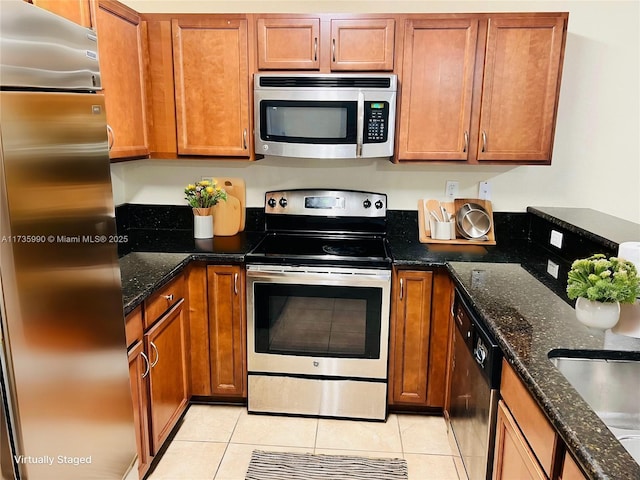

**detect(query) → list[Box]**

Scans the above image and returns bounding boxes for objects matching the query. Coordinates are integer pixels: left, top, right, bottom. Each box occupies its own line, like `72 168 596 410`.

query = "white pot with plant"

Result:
184 179 227 239
567 254 640 330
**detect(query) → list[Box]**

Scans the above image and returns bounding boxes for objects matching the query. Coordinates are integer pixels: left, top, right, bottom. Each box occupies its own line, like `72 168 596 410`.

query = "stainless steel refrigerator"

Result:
0 1 136 478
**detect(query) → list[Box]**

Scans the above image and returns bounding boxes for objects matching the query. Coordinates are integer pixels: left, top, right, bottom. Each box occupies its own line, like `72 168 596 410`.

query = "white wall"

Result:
112 1 640 224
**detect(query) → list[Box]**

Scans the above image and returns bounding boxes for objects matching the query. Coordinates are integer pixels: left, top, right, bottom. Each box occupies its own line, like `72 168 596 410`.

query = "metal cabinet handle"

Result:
149 341 159 368
463 131 469 153
234 273 238 295
106 124 115 151
140 351 150 379
399 278 404 300
481 130 487 152
332 38 336 62
162 294 174 302
243 129 248 149
314 37 318 61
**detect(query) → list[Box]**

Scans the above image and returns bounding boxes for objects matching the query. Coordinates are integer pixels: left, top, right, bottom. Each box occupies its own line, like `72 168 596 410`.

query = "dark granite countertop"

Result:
449 261 640 480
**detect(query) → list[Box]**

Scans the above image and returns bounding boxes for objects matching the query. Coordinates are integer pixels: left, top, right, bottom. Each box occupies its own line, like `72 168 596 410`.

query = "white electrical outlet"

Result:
445 181 459 199
479 181 491 200
550 230 563 249
546 259 560 279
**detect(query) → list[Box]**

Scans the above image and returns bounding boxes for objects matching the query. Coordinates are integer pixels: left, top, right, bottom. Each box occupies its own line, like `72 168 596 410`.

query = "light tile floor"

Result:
145 404 461 480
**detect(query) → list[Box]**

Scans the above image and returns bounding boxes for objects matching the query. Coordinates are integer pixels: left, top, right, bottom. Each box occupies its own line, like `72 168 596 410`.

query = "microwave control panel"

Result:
365 102 389 143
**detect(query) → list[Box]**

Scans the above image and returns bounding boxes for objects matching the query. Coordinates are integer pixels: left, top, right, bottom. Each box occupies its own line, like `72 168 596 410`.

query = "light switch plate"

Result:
550 230 563 249
478 181 491 200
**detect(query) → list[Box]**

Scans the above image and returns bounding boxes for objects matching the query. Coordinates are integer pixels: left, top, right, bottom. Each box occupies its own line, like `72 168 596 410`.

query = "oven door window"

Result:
253 283 382 359
260 100 357 144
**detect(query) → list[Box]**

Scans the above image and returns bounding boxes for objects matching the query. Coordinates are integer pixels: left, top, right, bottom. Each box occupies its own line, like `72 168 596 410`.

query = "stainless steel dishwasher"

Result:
448 289 502 480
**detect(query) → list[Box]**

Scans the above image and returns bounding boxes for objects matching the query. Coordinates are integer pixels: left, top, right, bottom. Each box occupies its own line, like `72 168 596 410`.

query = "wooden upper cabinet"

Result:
257 18 320 70
96 0 149 160
397 18 478 161
30 0 93 27
172 18 251 157
330 19 395 71
477 16 567 163
256 16 395 72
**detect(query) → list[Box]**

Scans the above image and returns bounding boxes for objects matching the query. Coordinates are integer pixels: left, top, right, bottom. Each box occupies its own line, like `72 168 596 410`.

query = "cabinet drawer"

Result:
500 359 557 477
144 275 185 329
125 306 143 348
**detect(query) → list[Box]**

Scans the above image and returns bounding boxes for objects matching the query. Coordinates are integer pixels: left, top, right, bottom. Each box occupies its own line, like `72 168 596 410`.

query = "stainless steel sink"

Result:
549 353 640 465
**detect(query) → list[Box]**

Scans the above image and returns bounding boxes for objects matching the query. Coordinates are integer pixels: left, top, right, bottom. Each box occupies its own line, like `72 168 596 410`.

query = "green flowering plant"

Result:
567 254 640 303
184 179 227 208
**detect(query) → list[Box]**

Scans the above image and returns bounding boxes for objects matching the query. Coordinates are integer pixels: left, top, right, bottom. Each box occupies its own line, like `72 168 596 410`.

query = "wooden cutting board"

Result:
213 195 241 236
217 177 246 231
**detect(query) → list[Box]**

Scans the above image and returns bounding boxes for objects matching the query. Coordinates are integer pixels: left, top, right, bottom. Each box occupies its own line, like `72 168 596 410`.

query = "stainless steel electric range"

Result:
245 189 392 421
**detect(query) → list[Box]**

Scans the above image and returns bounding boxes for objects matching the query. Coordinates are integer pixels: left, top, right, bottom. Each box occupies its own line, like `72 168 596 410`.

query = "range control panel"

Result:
364 102 389 143
265 189 386 217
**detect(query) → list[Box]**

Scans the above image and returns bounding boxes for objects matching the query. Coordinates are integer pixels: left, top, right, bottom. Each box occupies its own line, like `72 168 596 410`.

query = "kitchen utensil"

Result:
426 199 442 221
456 202 491 239
213 195 241 236
440 205 449 222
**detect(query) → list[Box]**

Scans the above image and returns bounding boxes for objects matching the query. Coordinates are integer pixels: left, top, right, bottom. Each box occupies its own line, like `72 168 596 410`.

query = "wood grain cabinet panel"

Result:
477 16 566 163
330 19 395 71
207 265 246 397
127 340 152 478
172 18 251 157
560 450 587 480
95 0 149 160
29 0 93 27
493 400 548 480
257 18 320 70
145 299 189 455
397 18 478 161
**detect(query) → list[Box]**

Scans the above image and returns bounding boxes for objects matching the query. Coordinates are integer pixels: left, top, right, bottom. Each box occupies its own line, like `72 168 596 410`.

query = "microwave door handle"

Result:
356 91 364 157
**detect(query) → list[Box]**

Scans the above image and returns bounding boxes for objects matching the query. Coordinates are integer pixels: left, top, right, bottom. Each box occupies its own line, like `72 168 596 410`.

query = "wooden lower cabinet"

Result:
127 339 151 477
207 265 246 397
388 268 453 408
145 299 189 454
559 451 587 480
494 400 547 480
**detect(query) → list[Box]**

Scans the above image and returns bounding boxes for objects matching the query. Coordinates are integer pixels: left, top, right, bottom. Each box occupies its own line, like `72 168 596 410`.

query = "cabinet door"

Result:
30 0 93 27
172 18 250 157
128 340 152 477
330 19 395 71
145 299 189 455
257 18 320 70
96 0 149 160
477 16 566 163
493 400 547 480
397 18 478 161
560 450 587 480
207 265 246 397
389 270 433 405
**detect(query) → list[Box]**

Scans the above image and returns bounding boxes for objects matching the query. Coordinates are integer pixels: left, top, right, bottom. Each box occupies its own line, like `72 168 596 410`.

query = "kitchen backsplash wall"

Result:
113 0 640 223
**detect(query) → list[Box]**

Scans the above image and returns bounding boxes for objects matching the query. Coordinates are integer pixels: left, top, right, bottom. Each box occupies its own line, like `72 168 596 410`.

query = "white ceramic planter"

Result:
574 297 620 330
194 215 214 239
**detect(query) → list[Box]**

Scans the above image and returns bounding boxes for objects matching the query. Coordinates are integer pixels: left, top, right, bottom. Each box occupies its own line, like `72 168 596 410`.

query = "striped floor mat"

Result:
245 450 408 480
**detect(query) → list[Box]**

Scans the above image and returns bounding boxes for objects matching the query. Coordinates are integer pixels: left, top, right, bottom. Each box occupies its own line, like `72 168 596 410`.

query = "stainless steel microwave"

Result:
254 74 397 159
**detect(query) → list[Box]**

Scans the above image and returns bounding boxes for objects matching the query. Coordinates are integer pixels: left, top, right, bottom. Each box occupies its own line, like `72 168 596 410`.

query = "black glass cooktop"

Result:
246 234 392 268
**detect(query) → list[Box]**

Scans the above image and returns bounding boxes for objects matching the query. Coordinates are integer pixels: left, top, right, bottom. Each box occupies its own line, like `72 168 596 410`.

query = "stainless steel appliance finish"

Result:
254 74 397 159
0 2 135 478
246 189 392 420
448 289 502 480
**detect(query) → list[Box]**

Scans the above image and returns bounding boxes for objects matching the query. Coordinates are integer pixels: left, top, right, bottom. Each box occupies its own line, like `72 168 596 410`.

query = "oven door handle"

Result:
356 90 364 158
246 269 390 288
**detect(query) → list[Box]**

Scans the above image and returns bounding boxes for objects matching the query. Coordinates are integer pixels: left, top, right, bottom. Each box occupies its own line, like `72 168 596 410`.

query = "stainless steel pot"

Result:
456 203 491 239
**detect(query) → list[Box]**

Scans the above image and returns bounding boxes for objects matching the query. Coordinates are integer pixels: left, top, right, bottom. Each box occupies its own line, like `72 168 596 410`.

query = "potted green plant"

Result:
184 179 227 238
566 254 640 329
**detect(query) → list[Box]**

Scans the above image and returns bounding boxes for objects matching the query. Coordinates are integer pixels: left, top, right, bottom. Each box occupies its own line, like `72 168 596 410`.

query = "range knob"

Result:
267 197 276 208
375 200 384 209
363 199 372 209
279 197 288 208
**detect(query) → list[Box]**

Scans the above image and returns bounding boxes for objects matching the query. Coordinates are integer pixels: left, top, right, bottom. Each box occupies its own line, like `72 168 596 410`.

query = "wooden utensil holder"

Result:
418 198 497 245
